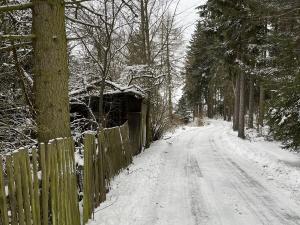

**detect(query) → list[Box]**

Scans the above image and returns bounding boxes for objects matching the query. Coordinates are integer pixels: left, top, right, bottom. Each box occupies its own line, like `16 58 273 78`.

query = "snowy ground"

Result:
88 119 300 225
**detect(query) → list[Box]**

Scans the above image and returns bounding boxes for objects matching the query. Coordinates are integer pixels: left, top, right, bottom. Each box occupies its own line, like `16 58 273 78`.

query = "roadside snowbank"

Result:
213 120 300 202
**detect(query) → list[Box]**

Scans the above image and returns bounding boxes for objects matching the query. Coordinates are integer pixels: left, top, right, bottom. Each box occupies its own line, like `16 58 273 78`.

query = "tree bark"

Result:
233 74 240 131
238 73 245 139
32 0 71 142
248 76 254 128
145 97 152 148
207 85 214 119
166 32 172 122
258 83 265 129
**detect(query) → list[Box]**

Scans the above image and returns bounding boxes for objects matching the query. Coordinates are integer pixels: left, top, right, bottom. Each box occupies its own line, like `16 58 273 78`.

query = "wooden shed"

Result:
70 83 147 154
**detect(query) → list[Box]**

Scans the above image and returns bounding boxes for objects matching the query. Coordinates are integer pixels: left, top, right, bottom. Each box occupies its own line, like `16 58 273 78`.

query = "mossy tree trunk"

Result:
32 0 71 143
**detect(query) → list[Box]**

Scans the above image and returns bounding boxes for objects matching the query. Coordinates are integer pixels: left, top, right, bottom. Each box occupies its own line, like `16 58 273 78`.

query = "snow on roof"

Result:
69 79 146 99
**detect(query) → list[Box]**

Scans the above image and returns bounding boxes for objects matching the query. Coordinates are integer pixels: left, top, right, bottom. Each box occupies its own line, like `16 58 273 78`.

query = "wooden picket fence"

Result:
0 121 136 225
0 138 80 225
82 122 133 224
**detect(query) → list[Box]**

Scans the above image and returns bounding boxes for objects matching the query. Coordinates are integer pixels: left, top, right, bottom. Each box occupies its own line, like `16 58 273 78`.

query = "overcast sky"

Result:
171 0 207 103
176 0 207 45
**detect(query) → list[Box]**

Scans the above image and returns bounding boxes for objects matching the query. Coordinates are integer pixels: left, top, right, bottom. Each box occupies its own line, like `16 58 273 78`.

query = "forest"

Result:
1 0 300 225
0 0 184 152
181 0 300 150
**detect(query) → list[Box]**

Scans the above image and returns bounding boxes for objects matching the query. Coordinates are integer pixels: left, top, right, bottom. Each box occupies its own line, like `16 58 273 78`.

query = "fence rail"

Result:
0 121 136 225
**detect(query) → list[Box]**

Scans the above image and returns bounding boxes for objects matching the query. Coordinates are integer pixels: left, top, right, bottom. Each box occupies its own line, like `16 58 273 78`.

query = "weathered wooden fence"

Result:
0 138 80 225
82 122 133 224
0 121 136 225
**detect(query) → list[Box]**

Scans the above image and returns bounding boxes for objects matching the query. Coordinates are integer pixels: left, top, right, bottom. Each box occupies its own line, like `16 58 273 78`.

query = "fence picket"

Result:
32 148 41 225
20 149 32 225
40 143 49 225
14 152 25 225
6 155 18 225
0 121 135 225
0 155 9 225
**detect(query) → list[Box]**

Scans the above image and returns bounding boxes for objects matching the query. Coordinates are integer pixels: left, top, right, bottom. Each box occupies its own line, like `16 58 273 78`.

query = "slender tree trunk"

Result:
238 73 245 138
233 74 240 131
166 33 172 122
32 0 71 142
248 76 254 128
227 104 232 122
140 0 152 147
145 96 152 148
207 85 214 119
98 80 106 128
143 0 151 63
258 83 265 129
140 0 147 63
223 91 227 121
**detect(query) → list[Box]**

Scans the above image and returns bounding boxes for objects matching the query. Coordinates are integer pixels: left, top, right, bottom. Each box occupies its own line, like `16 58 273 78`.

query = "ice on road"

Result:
89 120 300 225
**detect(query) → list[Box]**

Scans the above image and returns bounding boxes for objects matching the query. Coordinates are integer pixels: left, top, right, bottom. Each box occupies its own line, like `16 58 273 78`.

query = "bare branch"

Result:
0 34 35 41
0 42 31 52
0 2 32 13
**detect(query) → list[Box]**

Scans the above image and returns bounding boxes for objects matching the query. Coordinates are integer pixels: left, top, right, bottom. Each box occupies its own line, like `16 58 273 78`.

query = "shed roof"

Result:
69 79 146 99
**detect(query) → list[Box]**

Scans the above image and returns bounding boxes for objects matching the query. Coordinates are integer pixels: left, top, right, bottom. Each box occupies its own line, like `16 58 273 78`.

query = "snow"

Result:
87 119 300 225
69 79 145 98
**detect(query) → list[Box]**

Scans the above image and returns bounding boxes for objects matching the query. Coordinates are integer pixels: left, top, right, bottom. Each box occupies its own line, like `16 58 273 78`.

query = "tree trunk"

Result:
238 73 245 139
248 76 254 128
140 0 147 63
166 32 172 122
145 97 152 148
98 80 106 128
227 104 232 122
258 83 265 129
233 74 240 131
32 0 71 143
223 89 228 121
207 85 214 119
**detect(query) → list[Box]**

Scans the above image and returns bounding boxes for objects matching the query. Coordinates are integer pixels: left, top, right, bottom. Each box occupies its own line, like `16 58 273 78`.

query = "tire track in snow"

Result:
209 137 300 225
185 154 209 225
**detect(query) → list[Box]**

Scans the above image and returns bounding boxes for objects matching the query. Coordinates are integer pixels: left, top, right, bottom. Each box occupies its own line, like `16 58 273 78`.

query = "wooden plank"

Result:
0 155 9 225
104 129 114 178
20 149 32 225
14 152 25 225
94 141 100 206
25 149 36 225
40 143 49 225
69 139 80 225
120 123 133 167
56 139 64 225
83 133 93 224
6 155 18 225
32 148 41 225
64 138 72 225
90 135 96 215
97 131 106 202
49 141 58 225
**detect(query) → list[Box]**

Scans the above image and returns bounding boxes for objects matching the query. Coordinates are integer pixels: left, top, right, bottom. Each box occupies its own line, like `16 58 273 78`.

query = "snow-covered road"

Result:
88 120 300 225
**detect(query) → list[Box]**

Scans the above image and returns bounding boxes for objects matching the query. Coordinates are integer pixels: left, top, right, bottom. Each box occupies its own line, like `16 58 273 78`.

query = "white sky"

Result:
175 0 207 46
172 0 207 103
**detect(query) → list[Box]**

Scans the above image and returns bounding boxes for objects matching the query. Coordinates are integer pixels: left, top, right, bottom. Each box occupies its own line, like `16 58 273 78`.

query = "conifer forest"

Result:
0 0 300 225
